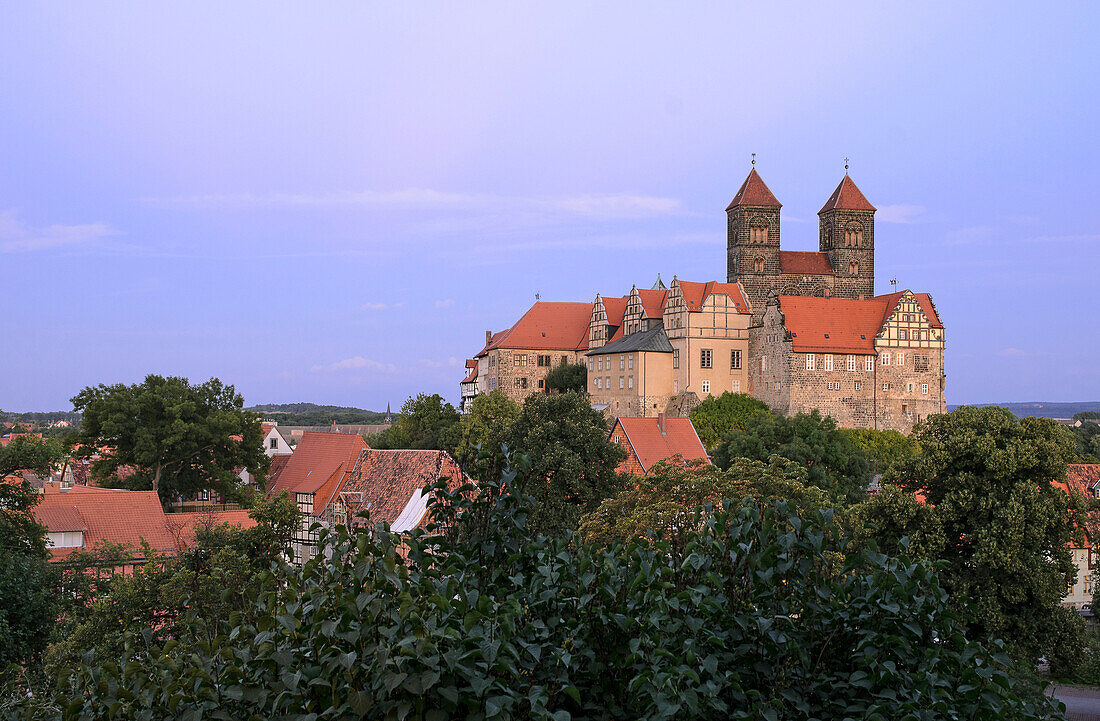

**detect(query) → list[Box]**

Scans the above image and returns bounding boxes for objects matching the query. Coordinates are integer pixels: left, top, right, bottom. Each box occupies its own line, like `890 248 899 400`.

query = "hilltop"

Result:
947 401 1100 419
246 402 390 426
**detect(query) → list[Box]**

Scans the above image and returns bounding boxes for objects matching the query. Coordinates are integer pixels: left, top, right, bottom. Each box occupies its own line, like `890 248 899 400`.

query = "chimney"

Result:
858 294 865 301
657 412 666 435
486 330 492 344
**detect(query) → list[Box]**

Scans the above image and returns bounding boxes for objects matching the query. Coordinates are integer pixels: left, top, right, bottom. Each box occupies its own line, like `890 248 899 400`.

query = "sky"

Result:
1 2 1098 411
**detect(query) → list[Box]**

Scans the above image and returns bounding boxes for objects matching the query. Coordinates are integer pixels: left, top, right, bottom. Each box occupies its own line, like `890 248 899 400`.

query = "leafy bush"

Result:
4 448 1062 720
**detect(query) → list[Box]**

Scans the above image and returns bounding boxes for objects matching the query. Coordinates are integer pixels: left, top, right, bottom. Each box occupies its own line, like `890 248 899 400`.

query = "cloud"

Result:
0 210 116 252
310 356 397 373
876 205 925 224
435 298 455 308
143 188 683 220
360 301 405 311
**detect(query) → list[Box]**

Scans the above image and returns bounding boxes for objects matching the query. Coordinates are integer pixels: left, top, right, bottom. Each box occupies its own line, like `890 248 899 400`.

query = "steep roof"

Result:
613 417 709 474
34 489 176 561
341 449 468 532
726 168 782 209
586 322 674 356
819 175 876 213
1067 464 1100 496
677 280 752 314
267 454 291 486
780 251 834 276
267 431 367 511
636 289 668 320
777 291 942 354
602 296 628 327
168 510 258 550
461 360 478 385
484 301 592 352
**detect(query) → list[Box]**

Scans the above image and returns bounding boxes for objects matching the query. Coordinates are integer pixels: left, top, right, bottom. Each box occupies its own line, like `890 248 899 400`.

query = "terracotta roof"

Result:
267 431 367 512
780 251 834 276
267 454 291 486
602 296 628 327
677 280 752 314
461 363 478 385
613 417 710 474
340 449 469 532
777 291 942 354
485 301 592 352
636 289 668 319
819 175 876 213
1067 464 1100 496
34 489 176 561
726 168 782 209
168 510 258 549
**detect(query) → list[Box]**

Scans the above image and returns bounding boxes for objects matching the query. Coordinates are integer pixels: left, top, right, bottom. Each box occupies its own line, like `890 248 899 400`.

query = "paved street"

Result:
1051 685 1100 720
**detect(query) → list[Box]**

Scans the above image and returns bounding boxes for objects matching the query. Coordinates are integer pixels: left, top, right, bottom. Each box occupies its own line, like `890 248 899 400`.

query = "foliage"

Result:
577 455 830 547
0 552 55 669
504 391 627 535
712 409 872 501
70 375 269 504
0 477 48 557
455 389 521 461
1073 411 1100 421
0 434 68 478
861 405 1083 669
689 391 771 448
544 360 588 394
368 393 461 454
246 402 390 426
5 447 1064 720
1066 418 1100 462
842 427 921 476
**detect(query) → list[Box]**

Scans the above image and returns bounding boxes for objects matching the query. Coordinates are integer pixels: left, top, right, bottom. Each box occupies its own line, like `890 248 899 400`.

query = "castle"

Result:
461 168 946 433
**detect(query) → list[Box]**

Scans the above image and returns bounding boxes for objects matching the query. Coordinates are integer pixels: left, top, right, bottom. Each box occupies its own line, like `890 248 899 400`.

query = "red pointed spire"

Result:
819 175 876 213
726 168 782 210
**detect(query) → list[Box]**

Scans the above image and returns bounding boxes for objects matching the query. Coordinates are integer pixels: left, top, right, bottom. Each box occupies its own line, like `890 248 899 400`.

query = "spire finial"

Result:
535 292 541 301
890 277 898 291
751 152 756 167
844 157 850 174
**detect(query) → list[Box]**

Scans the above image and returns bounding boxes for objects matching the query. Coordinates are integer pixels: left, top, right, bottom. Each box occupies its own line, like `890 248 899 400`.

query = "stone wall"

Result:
483 348 580 404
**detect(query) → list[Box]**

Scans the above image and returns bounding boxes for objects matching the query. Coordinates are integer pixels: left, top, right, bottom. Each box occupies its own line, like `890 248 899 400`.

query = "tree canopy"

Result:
689 391 771 448
455 389 521 461
544 360 587 394
70 375 268 504
712 409 872 501
861 405 1084 671
0 433 68 478
503 391 626 535
841 427 921 476
0 476 54 669
367 393 461 454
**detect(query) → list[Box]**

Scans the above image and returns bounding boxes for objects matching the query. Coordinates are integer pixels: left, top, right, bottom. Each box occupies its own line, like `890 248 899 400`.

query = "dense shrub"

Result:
3 450 1062 720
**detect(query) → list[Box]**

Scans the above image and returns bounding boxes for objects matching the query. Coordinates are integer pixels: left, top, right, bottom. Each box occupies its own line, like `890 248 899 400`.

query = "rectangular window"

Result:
899 329 908 340
595 377 602 389
847 355 856 372
628 376 634 389
269 438 278 449
730 350 742 370
597 358 602 371
882 382 890 392
628 354 634 370
513 354 521 367
731 380 740 392
620 355 625 370
537 354 551 367
881 353 890 366
673 349 680 369
538 379 544 389
806 355 815 371
824 355 833 371
854 381 861 391
588 358 593 371
896 352 904 366
865 357 874 372
922 384 929 395
700 349 713 369
605 376 610 390
701 380 711 394
619 376 624 389
907 382 914 393
761 356 767 372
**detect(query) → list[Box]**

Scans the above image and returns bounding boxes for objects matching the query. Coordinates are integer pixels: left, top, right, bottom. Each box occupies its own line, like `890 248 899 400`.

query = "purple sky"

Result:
2 4 1098 411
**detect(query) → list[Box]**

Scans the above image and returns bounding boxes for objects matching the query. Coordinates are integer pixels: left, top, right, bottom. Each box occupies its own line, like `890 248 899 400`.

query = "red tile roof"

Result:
777 291 942 354
636 289 668 319
819 175 876 213
603 296 628 326
339 449 469 532
677 280 752 314
267 454 291 486
461 360 478 385
726 168 782 209
34 489 176 561
780 251 834 276
613 417 709 474
485 301 593 352
1067 464 1100 496
267 431 367 512
167 510 258 550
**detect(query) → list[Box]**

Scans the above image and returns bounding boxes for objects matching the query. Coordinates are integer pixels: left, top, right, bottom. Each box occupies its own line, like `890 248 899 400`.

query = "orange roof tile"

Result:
636 289 668 319
726 168 782 209
461 363 478 384
677 280 752 314
340 449 469 532
34 489 176 561
819 175 876 213
486 301 593 352
777 291 942 353
267 431 367 512
613 417 709 474
780 251 834 276
267 453 291 485
168 510 258 549
1067 464 1100 496
602 296 628 327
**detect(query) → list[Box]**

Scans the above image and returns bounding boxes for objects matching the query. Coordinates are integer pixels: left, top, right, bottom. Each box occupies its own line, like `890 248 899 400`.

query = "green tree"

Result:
504 391 627 535
544 360 587 394
455 389 521 460
712 409 871 501
862 406 1084 671
70 375 269 504
370 393 461 454
689 391 771 448
0 476 54 669
0 433 68 477
842 427 921 476
0 476 48 557
1073 411 1100 421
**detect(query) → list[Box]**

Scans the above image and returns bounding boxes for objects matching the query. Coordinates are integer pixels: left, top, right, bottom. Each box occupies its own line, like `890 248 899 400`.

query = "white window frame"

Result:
628 375 634 389
865 357 874 372
731 350 742 370
628 354 634 370
824 355 833 372
881 353 891 366
731 380 740 392
896 352 904 366
922 384 929 395
701 380 711 394
847 355 856 372
620 355 625 370
806 355 815 371
619 376 624 390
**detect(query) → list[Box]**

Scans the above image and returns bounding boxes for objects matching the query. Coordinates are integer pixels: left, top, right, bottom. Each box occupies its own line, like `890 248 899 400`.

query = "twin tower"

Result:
725 168 878 319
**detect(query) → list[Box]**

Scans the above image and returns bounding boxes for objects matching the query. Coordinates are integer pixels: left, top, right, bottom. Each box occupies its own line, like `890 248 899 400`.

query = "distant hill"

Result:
947 401 1100 419
246 402 390 426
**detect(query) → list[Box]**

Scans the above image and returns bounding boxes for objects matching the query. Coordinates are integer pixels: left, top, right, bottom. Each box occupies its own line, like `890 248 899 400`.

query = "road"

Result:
1050 685 1100 720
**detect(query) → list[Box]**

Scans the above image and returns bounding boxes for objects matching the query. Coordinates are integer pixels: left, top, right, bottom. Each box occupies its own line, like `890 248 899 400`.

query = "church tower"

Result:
818 174 876 299
726 168 782 308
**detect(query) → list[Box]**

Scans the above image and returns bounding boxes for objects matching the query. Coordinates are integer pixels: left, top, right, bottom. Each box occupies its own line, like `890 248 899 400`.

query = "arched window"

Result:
749 226 768 244
849 261 859 275
844 222 864 248
754 257 765 273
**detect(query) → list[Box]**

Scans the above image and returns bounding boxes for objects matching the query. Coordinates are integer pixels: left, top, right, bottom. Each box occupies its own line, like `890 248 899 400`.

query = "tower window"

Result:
750 226 768 244
849 261 859 275
844 227 863 247
754 257 765 273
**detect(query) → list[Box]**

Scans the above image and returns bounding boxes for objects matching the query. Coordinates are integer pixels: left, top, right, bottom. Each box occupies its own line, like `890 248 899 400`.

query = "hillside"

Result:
246 402 390 425
947 401 1100 419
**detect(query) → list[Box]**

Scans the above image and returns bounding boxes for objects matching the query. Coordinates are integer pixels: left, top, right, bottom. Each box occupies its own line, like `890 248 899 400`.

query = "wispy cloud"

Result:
361 301 406 311
142 188 684 220
310 356 397 373
435 298 455 308
876 205 925 224
0 210 117 252
1021 233 1100 244
998 347 1028 357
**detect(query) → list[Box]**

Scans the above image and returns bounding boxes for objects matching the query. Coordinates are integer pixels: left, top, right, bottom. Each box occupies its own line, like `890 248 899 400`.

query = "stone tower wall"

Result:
820 208 875 299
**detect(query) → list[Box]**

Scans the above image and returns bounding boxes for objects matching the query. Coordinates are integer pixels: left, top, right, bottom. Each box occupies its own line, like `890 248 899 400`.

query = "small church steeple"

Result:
727 166 782 286
819 173 876 298
385 403 392 425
